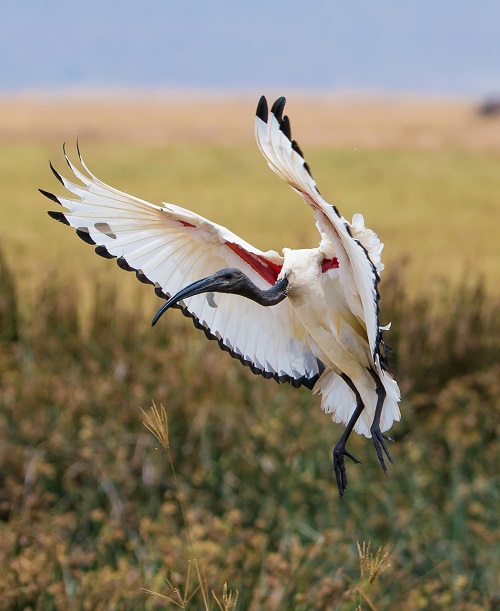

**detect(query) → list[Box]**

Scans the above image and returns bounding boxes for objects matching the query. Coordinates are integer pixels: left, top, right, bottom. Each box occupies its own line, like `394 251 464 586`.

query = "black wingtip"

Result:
95 245 115 259
256 95 268 122
76 228 96 245
49 161 64 185
136 269 154 286
154 285 168 300
280 115 291 140
291 140 304 159
303 161 313 178
270 96 286 122
117 256 135 272
39 188 61 205
291 139 314 179
47 210 70 225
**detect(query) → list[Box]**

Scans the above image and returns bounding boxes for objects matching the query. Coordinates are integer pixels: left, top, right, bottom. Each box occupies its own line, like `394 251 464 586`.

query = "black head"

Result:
152 267 288 327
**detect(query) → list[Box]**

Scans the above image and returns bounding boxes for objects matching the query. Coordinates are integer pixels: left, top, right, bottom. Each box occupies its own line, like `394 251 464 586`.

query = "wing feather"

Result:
42 148 323 388
255 96 384 364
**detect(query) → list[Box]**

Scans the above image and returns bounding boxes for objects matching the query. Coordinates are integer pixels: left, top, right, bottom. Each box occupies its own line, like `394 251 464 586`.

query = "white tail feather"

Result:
314 368 401 438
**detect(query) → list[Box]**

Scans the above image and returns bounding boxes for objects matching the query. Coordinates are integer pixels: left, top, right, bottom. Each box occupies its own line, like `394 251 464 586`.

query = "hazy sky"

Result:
3 0 499 95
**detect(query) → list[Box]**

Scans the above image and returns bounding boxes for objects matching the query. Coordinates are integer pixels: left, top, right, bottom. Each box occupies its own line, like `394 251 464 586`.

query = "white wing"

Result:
255 96 384 366
41 146 323 388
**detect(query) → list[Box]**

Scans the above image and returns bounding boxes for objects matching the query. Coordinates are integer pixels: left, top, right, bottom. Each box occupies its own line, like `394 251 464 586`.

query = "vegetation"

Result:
2 142 500 289
0 248 497 609
0 99 498 608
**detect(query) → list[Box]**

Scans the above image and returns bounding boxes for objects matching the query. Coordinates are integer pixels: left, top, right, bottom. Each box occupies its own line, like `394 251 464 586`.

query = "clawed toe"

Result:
333 446 361 498
371 427 394 473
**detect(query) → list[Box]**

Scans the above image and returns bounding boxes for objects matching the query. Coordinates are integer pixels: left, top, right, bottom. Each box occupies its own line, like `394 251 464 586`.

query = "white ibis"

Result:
41 96 401 497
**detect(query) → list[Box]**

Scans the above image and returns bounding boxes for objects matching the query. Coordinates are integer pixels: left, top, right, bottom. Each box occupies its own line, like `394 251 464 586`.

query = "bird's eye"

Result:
224 272 233 280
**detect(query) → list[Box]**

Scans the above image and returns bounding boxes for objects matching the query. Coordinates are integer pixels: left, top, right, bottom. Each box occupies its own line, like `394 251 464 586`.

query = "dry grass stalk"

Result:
212 582 239 611
141 403 220 610
357 541 391 583
141 401 170 451
142 562 201 608
342 541 392 610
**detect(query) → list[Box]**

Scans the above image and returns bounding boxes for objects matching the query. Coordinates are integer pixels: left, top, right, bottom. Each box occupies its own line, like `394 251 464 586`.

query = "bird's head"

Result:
152 267 288 326
203 268 252 294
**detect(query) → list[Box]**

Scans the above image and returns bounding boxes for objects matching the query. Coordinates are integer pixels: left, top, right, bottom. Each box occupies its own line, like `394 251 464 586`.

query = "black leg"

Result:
367 368 393 473
332 374 364 498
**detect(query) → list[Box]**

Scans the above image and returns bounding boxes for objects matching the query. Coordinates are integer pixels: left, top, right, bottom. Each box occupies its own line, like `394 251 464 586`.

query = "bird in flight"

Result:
41 96 401 497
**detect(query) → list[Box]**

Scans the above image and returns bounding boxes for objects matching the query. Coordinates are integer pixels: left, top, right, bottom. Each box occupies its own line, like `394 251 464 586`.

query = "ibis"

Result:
41 96 401 497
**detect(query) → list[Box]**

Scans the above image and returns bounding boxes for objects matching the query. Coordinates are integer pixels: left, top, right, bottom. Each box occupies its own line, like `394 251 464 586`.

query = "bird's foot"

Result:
333 444 361 498
371 426 394 474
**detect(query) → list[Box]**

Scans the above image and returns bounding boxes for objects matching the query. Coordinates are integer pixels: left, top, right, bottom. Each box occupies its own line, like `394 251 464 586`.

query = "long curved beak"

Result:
152 269 288 327
152 274 222 326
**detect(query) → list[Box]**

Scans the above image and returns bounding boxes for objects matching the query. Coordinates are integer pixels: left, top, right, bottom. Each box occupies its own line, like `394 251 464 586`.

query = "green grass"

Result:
0 248 498 608
0 140 499 608
1 142 500 290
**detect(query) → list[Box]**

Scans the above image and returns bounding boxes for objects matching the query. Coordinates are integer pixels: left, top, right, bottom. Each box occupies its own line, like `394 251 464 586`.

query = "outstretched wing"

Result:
255 96 385 366
41 146 323 388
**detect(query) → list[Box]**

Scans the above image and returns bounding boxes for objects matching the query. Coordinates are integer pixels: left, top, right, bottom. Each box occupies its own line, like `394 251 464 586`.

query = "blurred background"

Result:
0 1 499 609
3 0 500 94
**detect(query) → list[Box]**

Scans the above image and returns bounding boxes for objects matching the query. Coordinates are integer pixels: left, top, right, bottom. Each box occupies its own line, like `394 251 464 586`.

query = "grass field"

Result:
0 95 499 609
1 94 500 290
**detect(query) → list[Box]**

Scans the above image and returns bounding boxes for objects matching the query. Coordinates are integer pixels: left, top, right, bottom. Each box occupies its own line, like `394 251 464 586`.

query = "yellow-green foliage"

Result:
0 249 498 609
1 142 500 290
0 117 499 607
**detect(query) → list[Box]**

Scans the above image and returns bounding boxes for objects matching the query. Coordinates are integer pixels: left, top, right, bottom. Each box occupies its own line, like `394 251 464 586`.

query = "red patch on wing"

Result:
226 242 282 285
178 220 195 228
322 257 339 273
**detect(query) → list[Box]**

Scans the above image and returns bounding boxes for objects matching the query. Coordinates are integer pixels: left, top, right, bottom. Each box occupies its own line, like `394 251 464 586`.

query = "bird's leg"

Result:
367 368 393 473
332 374 364 498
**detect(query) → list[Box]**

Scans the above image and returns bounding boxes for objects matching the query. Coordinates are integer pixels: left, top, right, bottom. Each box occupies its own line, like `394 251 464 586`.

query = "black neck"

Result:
234 276 289 306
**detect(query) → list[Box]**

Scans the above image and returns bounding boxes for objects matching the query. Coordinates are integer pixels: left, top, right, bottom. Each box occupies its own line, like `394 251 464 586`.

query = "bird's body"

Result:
41 96 401 496
279 247 400 439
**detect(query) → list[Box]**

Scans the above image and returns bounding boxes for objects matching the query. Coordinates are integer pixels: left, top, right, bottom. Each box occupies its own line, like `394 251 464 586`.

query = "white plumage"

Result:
42 96 401 496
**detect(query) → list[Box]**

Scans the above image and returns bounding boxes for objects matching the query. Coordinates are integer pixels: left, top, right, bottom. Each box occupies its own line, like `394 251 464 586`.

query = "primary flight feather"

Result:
41 96 401 497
